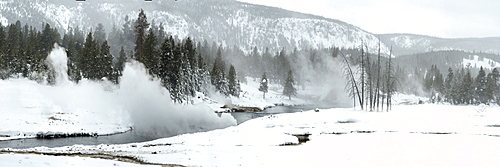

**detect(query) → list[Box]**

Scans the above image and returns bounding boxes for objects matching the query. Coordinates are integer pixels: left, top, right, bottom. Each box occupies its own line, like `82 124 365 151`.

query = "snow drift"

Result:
0 45 236 139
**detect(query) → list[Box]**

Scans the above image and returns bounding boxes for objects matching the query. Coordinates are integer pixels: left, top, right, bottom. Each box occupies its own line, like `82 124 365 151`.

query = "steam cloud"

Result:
1 45 236 138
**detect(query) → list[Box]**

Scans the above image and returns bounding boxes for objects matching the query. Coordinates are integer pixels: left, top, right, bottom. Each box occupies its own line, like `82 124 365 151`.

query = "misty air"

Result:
0 0 499 166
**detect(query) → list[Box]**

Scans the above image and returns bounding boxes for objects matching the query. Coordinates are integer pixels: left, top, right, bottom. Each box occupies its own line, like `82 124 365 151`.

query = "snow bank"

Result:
0 45 236 140
0 154 153 167
7 104 500 167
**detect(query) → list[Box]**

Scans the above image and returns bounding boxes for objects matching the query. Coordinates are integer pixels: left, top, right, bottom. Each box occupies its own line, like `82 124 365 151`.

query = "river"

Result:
0 105 332 149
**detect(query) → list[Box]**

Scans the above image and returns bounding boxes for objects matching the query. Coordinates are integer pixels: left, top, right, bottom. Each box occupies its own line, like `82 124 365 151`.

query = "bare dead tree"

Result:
360 43 365 110
340 51 363 110
386 46 393 112
365 44 373 111
376 39 381 112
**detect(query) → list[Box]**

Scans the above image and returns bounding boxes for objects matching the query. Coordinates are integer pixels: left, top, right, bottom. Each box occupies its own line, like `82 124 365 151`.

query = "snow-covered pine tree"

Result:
99 40 113 80
116 46 127 75
134 9 149 61
259 72 268 98
485 69 497 104
142 28 158 76
444 67 454 103
462 69 474 104
485 68 499 105
211 47 228 95
171 43 183 102
227 64 239 97
283 70 296 100
94 23 106 45
197 53 210 94
183 37 197 97
79 32 96 80
0 26 7 79
474 66 487 104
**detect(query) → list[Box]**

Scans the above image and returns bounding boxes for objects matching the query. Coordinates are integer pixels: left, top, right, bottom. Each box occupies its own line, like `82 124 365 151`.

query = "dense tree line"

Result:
423 65 499 105
0 19 240 103
2 9 407 105
0 21 59 81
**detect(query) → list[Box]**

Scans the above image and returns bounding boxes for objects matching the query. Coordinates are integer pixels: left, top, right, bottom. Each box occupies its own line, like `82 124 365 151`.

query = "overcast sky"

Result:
237 0 500 38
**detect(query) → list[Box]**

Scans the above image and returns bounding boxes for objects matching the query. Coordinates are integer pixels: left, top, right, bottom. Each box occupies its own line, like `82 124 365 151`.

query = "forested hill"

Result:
380 34 500 56
0 0 390 55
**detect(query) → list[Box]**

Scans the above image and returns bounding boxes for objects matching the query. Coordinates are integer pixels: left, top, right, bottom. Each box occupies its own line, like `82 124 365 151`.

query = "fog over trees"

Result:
0 9 498 108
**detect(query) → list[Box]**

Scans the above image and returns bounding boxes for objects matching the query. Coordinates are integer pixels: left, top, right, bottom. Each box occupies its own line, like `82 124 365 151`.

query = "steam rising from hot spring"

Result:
118 60 236 136
14 45 236 137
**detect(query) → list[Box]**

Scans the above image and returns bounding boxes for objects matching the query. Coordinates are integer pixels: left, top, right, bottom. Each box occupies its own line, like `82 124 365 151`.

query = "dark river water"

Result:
0 105 336 149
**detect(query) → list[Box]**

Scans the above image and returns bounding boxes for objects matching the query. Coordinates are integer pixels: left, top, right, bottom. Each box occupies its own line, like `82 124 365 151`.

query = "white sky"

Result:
237 0 500 38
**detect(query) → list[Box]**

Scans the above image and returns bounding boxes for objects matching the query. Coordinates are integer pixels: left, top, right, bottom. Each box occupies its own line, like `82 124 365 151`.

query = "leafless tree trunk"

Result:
340 51 363 110
360 43 365 110
365 44 373 111
376 39 381 112
386 46 393 112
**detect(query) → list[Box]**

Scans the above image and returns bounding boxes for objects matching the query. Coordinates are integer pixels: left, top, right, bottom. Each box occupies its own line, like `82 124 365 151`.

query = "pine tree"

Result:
99 40 113 80
116 46 127 74
211 47 228 95
474 66 487 104
40 23 55 57
453 68 466 104
134 9 149 61
259 72 268 98
197 53 209 94
79 32 100 80
444 67 454 103
283 70 296 100
485 68 499 104
485 70 496 104
183 37 198 96
276 48 290 85
0 26 6 78
462 69 474 104
227 64 239 97
142 28 158 75
94 23 106 44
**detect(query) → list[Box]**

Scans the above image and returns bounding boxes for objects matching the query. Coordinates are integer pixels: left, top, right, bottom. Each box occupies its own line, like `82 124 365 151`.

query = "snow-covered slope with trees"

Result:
380 34 500 56
0 0 390 54
463 55 500 69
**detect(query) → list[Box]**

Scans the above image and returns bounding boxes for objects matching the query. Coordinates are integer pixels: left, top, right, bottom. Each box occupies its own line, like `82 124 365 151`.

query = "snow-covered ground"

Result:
0 46 236 140
0 45 321 141
2 46 500 166
463 55 500 69
2 103 500 167
0 154 155 167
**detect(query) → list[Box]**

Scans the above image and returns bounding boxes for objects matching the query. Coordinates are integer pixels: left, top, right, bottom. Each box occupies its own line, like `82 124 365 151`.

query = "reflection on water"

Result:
0 105 338 149
0 130 174 149
230 105 314 124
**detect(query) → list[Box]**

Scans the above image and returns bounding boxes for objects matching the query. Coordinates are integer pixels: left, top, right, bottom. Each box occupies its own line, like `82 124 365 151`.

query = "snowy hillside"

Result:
380 34 500 56
0 0 390 54
463 55 500 69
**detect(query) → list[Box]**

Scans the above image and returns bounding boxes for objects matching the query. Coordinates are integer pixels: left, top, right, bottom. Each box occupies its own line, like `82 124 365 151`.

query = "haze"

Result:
238 0 500 38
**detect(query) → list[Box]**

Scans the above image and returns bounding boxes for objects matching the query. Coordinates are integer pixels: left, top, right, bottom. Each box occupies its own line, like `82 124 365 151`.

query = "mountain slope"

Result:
0 0 390 54
380 34 500 55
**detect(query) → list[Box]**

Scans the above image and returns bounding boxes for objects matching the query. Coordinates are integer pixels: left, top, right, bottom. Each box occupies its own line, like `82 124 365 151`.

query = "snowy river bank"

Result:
2 104 500 167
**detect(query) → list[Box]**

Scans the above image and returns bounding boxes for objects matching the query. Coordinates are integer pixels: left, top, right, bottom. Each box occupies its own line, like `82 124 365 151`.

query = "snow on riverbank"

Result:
0 45 236 140
0 45 328 141
4 103 500 167
0 154 157 167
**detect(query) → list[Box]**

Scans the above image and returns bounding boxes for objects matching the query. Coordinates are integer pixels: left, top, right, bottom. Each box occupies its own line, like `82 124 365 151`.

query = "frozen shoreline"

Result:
2 103 500 167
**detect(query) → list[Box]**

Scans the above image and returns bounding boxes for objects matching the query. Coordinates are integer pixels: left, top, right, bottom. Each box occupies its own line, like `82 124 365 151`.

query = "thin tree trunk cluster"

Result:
340 41 394 112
